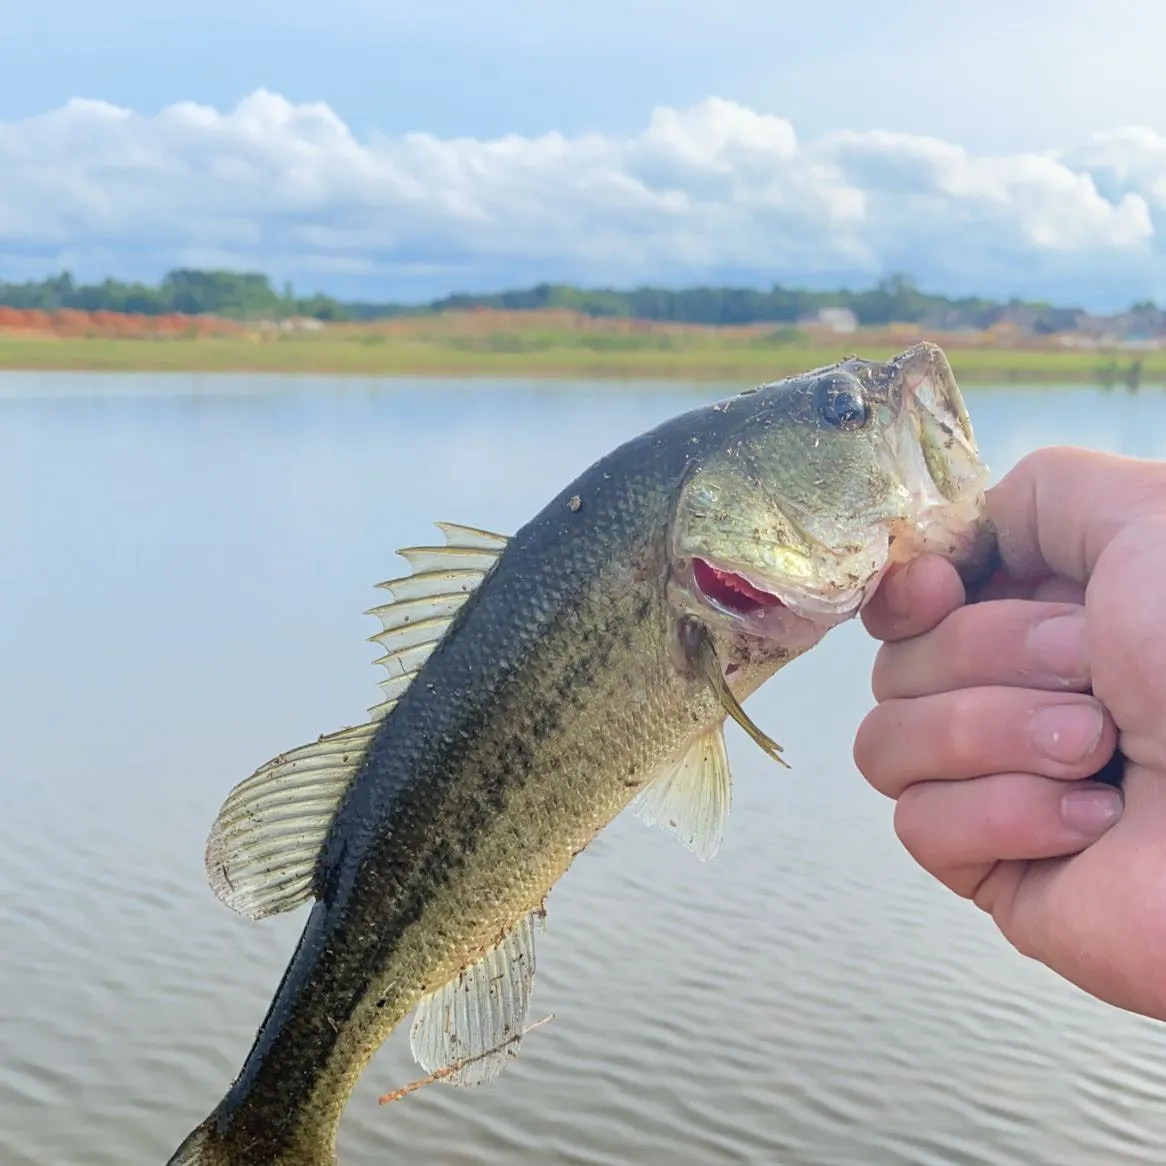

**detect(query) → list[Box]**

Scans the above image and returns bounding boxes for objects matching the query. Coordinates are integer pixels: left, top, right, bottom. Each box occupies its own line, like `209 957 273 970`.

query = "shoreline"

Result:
0 334 1159 386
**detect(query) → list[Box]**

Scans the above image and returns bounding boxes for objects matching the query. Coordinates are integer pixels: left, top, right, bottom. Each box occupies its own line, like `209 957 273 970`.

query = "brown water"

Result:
1 373 1164 1165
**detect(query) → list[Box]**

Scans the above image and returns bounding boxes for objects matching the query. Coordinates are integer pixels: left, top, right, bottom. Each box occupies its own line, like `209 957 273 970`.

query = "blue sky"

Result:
3 0 1166 306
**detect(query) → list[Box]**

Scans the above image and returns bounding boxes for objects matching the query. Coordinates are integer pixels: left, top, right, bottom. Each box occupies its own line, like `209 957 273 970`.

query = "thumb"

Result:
987 447 1166 583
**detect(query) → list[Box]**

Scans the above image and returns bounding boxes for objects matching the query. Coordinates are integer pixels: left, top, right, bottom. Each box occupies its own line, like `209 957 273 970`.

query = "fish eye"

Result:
816 374 871 431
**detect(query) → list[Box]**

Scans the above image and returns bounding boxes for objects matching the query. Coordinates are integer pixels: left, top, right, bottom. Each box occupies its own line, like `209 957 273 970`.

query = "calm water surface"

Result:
2 373 1166 1166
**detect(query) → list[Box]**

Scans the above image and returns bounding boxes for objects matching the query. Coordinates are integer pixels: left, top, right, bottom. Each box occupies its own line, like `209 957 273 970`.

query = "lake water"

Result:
2 372 1166 1166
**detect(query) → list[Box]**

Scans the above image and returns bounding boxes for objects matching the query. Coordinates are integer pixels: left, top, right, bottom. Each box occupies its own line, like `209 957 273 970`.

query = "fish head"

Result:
670 342 996 648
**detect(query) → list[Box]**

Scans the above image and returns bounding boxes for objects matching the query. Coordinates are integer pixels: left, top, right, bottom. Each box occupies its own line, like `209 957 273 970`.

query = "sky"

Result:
3 0 1166 307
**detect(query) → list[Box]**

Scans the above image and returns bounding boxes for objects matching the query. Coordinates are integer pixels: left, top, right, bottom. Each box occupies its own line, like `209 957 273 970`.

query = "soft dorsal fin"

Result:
632 724 732 861
203 521 509 919
409 910 538 1087
205 721 378 919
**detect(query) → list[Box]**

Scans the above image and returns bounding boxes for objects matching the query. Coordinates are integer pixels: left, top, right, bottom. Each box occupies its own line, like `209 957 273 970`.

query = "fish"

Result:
168 341 996 1165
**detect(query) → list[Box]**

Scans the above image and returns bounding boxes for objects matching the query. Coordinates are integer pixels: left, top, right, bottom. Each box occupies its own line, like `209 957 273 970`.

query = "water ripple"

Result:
4 377 1166 1164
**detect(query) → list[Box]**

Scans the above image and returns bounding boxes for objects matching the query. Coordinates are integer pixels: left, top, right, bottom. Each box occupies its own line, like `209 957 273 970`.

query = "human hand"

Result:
855 446 1166 1020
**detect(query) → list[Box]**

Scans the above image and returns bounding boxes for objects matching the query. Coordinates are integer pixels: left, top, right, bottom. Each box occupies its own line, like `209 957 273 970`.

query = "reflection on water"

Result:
1 373 1165 1166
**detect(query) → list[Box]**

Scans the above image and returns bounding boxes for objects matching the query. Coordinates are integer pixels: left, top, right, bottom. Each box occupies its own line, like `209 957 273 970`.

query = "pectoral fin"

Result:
632 725 732 860
681 615 789 768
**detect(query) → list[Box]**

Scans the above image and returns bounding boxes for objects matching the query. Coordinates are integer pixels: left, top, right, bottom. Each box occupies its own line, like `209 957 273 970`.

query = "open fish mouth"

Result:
691 557 786 615
690 555 876 629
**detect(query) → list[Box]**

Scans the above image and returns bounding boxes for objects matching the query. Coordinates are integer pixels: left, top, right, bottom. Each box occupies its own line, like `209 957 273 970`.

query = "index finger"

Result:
989 446 1166 583
862 554 966 643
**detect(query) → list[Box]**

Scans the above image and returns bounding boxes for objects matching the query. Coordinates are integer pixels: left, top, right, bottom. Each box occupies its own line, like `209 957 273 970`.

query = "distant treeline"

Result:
427 277 1018 327
0 268 1111 328
0 270 348 322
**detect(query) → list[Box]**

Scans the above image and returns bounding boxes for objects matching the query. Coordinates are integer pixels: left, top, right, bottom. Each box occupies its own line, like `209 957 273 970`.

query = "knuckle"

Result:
1019 446 1068 475
870 644 902 702
1017 445 1088 485
940 606 986 681
1132 466 1166 511
853 703 911 794
893 787 938 869
970 865 1023 936
933 691 986 770
975 774 1024 843
996 909 1042 963
852 711 886 787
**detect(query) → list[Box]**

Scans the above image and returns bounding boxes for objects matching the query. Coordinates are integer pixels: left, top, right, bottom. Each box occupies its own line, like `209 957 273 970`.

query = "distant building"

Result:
277 316 326 333
813 307 858 333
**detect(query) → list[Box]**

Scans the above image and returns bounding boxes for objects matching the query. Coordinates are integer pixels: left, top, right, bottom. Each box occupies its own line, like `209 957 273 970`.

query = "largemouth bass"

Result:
169 342 996 1165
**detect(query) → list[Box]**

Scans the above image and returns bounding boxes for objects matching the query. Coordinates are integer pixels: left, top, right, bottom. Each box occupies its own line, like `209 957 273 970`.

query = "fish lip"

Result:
886 342 982 473
884 342 969 420
877 343 992 561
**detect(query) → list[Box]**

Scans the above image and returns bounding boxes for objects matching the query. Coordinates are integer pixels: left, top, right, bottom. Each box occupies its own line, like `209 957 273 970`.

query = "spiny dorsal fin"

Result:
632 724 732 861
205 721 378 919
367 522 509 719
409 910 538 1087
204 521 509 919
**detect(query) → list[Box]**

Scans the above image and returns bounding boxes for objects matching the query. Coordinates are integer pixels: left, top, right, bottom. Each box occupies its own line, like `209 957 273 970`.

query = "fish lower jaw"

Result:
763 580 867 622
735 584 865 646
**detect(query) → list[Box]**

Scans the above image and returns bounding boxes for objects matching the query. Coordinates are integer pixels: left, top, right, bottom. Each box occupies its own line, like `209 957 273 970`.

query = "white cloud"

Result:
1 90 1165 307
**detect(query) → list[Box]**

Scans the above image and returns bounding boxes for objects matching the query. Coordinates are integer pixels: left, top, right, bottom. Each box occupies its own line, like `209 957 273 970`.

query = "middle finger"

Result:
855 688 1116 798
872 599 1090 702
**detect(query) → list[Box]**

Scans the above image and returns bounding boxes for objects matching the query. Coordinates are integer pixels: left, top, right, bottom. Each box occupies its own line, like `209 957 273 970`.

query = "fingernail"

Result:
1030 701 1105 763
1062 785 1124 835
1028 611 1089 684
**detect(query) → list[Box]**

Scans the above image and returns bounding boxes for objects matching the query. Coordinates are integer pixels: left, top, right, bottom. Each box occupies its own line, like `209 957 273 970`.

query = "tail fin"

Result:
167 1114 337 1166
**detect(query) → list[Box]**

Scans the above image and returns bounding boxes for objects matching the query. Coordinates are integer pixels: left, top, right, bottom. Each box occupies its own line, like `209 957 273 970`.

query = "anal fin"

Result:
409 911 538 1087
